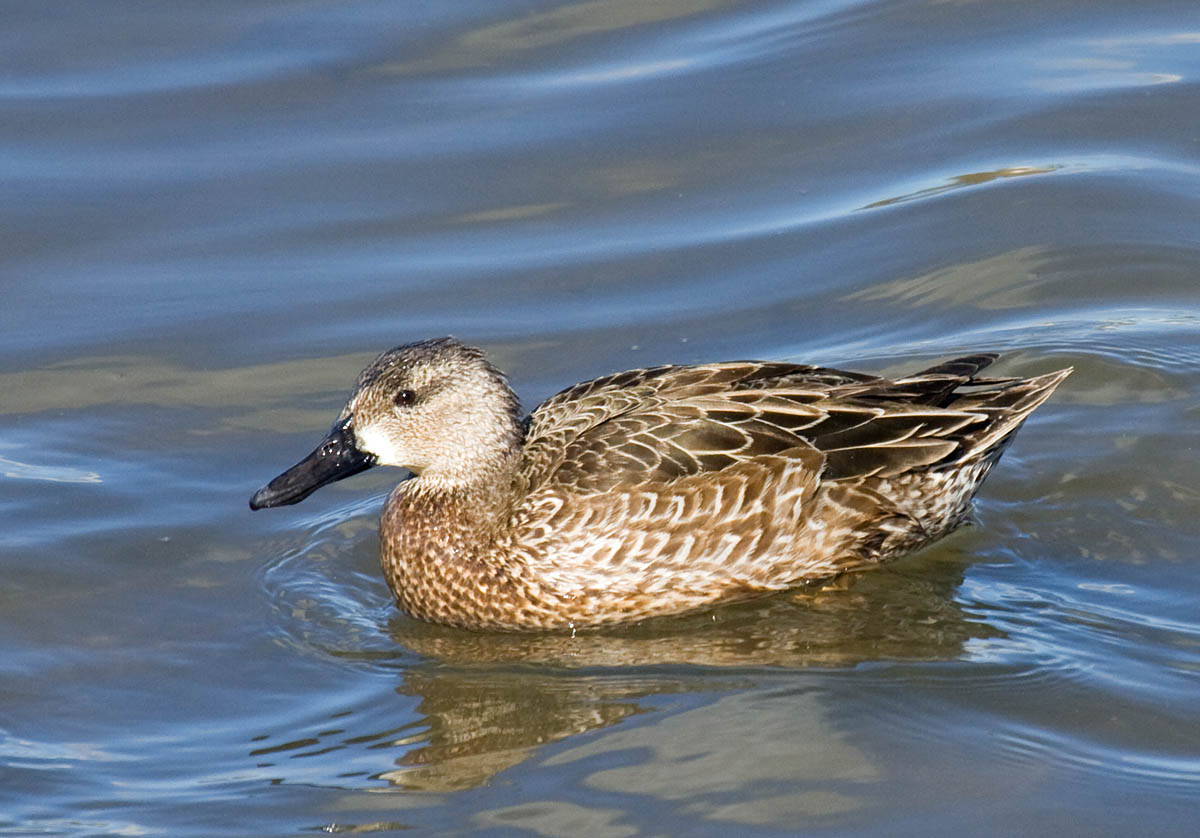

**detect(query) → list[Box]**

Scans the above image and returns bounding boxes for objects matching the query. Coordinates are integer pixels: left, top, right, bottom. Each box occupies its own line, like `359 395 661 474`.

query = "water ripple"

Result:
0 454 100 484
255 494 399 665
989 725 1200 795
0 48 340 99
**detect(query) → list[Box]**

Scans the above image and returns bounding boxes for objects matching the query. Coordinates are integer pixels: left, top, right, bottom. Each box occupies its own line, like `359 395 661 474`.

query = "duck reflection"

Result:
371 548 996 791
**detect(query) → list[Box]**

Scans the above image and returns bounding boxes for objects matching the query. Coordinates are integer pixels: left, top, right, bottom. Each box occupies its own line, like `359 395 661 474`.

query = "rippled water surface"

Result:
4 1 1200 835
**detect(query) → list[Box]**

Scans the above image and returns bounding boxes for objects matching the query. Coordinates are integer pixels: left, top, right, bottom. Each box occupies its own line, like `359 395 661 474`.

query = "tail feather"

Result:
955 367 1072 459
906 353 999 380
878 353 1004 407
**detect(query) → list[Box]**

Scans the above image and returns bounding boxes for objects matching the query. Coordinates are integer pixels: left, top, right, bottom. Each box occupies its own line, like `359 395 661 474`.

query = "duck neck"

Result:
378 454 529 627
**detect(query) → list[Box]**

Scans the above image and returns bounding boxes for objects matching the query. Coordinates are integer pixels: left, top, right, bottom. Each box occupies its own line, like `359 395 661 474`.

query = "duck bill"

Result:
249 419 376 510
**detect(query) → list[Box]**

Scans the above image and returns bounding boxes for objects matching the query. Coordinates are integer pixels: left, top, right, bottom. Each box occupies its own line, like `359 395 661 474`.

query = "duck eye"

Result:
394 389 418 408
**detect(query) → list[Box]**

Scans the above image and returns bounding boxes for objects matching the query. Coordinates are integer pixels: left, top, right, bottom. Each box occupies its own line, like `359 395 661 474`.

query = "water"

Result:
3 1 1199 835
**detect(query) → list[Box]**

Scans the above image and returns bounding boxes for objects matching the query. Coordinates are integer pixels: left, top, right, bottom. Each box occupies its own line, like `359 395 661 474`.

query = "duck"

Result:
250 338 1070 630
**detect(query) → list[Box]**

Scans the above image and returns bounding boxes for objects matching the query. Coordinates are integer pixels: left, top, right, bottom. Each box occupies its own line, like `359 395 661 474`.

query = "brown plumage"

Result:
251 338 1070 630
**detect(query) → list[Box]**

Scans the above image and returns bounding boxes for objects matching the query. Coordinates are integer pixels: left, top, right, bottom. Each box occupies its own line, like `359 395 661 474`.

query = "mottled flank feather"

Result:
252 339 1070 630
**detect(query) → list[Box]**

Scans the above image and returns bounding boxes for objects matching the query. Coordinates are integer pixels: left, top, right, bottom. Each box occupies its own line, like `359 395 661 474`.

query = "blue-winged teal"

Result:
251 339 1070 630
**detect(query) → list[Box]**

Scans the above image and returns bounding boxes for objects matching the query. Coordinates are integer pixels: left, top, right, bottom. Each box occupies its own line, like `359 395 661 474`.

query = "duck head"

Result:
250 337 523 510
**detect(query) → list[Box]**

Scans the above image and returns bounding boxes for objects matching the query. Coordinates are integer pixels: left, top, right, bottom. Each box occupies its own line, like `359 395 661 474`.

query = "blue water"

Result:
3 1 1199 835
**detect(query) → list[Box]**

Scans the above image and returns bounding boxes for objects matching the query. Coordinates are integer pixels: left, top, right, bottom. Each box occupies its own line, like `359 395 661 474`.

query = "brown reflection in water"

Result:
380 669 658 791
368 548 997 791
859 165 1060 210
841 245 1081 311
375 0 736 76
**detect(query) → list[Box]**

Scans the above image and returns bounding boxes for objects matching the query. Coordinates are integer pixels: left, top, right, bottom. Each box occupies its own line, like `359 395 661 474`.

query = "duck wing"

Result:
519 360 878 494
522 355 1048 495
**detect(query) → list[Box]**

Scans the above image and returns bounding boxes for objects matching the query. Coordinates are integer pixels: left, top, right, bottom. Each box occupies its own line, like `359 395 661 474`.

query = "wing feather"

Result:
518 355 1069 498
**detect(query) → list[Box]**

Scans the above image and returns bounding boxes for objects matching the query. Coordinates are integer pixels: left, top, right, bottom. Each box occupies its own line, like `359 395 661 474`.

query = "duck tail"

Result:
952 366 1073 460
